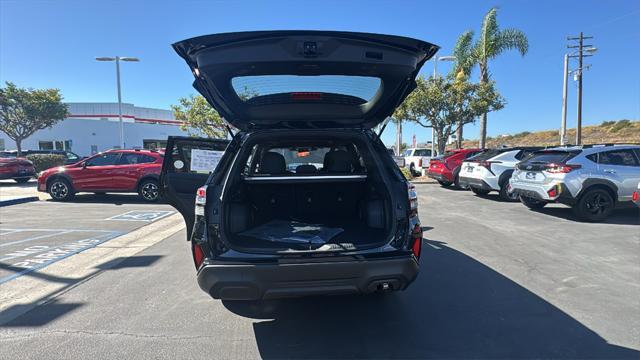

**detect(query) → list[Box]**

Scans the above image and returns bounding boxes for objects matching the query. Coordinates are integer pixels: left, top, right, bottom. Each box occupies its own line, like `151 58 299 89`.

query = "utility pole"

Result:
567 32 595 145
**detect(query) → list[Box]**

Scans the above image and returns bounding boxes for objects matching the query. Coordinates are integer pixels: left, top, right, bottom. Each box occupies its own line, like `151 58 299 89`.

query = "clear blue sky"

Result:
1 0 638 146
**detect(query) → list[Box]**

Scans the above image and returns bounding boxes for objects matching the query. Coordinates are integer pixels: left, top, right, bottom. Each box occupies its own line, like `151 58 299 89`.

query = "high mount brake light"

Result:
291 92 323 101
545 163 581 173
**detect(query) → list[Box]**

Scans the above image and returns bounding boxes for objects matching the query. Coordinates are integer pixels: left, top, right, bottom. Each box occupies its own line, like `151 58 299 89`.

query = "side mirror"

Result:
82 162 88 169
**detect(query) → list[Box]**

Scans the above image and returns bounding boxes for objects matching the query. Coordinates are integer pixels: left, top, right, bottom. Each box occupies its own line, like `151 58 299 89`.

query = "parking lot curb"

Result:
0 196 40 207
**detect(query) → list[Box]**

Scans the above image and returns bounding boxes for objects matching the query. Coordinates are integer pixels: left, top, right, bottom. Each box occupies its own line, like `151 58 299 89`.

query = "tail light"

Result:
192 243 205 268
545 163 581 173
632 191 639 202
195 186 207 215
418 158 422 167
407 182 418 216
411 224 422 259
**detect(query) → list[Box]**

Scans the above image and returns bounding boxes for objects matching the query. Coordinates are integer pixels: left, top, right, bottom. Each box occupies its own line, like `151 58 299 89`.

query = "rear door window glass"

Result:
86 153 120 166
232 75 381 103
597 149 639 166
117 153 157 165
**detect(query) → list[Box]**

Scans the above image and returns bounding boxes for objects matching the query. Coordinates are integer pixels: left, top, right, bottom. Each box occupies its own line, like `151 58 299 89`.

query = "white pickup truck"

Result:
403 148 433 176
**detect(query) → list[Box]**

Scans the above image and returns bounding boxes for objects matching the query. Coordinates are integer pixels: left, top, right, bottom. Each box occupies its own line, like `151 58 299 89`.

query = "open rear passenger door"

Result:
160 136 231 236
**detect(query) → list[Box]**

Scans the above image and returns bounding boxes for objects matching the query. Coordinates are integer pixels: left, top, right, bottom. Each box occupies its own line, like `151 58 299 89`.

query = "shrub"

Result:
610 119 632 132
514 131 531 137
26 154 66 173
600 120 615 127
400 166 413 180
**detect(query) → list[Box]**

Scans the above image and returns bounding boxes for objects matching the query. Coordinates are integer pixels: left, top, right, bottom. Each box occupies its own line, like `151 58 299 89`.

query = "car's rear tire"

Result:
139 179 160 202
48 178 74 201
437 180 452 187
470 187 490 196
14 177 31 184
572 188 614 222
499 182 519 202
519 195 546 210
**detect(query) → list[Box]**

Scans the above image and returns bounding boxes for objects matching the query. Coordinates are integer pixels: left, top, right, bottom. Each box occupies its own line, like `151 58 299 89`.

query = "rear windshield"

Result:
524 151 577 164
231 75 381 102
468 149 508 161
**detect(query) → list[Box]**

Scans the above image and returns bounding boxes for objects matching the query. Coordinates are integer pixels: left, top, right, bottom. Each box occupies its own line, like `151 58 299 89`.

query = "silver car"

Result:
510 144 640 222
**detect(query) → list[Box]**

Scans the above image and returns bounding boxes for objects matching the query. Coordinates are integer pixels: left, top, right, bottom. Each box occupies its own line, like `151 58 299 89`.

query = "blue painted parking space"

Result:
106 210 174 222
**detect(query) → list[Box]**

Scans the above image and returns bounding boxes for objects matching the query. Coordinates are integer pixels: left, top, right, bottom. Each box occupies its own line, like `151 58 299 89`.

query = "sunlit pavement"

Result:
0 185 638 359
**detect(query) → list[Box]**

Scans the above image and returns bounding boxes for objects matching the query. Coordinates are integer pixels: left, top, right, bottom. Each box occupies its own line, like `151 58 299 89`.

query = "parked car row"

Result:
430 144 640 222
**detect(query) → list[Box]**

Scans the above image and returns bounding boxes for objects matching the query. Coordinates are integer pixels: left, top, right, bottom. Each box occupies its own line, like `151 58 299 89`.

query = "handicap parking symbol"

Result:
107 210 174 222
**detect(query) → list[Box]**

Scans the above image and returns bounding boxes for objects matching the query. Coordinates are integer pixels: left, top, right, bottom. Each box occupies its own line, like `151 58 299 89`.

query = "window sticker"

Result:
190 149 224 172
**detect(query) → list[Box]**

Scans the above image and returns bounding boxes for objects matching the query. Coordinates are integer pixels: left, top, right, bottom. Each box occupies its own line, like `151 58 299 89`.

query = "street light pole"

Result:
96 56 140 149
431 55 456 155
560 54 569 145
115 57 124 149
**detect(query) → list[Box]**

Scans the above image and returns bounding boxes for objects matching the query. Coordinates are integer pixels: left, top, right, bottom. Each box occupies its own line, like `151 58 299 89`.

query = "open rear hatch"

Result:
172 30 438 130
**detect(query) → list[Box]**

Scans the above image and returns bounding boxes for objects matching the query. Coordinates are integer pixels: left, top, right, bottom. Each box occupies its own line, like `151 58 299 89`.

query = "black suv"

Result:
160 31 437 300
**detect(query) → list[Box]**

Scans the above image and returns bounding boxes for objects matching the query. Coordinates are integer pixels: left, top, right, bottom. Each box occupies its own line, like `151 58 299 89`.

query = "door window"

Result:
117 153 157 165
85 153 120 166
596 150 639 166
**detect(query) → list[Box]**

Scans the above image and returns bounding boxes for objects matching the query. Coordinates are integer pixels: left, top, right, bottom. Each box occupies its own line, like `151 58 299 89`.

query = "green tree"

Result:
171 94 226 138
402 76 504 153
453 8 529 148
0 82 69 156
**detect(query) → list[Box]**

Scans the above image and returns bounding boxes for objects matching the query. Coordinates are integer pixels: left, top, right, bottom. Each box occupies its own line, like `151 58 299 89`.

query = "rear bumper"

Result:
197 256 419 300
458 176 492 191
0 169 35 180
427 169 453 182
510 182 576 205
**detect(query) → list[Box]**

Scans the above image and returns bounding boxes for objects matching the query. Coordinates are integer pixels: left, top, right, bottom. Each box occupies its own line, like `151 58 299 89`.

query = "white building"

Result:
0 102 189 157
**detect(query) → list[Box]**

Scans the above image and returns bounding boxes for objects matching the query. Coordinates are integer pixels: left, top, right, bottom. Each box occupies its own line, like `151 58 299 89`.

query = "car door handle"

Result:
603 169 616 174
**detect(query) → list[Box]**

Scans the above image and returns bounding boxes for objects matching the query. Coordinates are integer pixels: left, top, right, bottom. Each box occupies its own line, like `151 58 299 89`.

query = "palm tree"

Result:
451 31 475 148
452 8 529 148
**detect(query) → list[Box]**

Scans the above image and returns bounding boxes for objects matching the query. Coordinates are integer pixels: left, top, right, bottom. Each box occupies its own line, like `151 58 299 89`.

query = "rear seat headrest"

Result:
259 152 287 174
295 164 318 174
323 150 353 173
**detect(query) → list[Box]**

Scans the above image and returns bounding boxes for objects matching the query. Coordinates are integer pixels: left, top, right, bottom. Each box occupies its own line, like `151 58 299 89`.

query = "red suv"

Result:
427 148 484 188
38 149 163 202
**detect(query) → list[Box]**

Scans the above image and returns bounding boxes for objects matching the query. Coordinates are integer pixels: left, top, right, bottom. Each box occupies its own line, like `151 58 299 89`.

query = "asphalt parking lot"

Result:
0 194 175 284
0 184 638 359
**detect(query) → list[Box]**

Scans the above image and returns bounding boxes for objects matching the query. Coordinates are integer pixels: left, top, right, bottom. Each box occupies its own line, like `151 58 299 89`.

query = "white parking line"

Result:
0 231 73 248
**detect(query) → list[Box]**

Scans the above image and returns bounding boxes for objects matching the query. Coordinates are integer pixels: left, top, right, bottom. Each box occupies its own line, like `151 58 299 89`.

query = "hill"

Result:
461 119 640 148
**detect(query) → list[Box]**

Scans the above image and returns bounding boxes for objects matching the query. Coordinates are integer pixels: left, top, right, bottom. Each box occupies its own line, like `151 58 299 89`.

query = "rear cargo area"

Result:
220 134 393 252
225 178 389 251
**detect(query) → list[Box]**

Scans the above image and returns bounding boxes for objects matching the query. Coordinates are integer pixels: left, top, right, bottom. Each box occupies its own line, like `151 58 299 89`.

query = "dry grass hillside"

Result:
461 119 640 148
